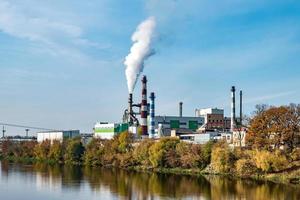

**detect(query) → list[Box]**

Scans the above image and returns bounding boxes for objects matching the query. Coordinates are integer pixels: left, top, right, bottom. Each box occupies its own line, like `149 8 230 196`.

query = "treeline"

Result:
0 138 84 164
0 103 300 178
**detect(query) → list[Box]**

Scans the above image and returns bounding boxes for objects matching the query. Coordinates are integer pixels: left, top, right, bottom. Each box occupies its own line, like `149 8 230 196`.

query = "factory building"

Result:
232 129 247 147
179 132 232 144
37 130 80 143
94 122 128 139
153 115 204 136
195 108 231 131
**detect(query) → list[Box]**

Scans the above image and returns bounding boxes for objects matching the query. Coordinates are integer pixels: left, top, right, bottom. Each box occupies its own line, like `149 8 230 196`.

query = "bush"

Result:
290 148 300 161
34 140 51 161
133 139 154 166
118 131 133 153
176 142 203 169
83 139 105 166
48 140 63 162
211 142 235 173
149 137 180 168
201 141 214 166
235 158 257 176
253 150 288 173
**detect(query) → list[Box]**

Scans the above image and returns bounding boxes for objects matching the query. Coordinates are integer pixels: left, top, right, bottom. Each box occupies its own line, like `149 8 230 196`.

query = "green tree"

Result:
64 138 85 164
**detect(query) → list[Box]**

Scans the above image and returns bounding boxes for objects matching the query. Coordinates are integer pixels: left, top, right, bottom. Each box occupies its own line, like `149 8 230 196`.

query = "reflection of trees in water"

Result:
83 168 211 199
2 162 300 199
206 175 300 200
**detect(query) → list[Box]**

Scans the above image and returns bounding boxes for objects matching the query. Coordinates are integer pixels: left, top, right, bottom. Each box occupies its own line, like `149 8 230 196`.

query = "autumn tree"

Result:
246 104 300 151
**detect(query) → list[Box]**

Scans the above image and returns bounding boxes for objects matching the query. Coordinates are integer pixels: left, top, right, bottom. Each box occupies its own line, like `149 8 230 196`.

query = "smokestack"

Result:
240 90 243 127
179 102 183 117
231 86 236 131
141 76 148 136
149 92 155 138
128 93 133 125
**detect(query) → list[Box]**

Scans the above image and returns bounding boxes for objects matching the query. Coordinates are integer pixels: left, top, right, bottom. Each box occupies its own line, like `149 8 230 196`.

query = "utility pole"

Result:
2 126 6 138
25 129 30 138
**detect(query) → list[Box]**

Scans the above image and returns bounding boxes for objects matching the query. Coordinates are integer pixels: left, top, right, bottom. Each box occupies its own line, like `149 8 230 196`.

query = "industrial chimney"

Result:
128 93 133 125
141 76 148 136
231 86 236 132
149 92 155 138
179 102 183 117
240 90 243 127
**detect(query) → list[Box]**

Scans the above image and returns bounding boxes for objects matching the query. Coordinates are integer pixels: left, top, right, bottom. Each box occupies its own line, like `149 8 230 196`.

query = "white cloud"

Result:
0 1 81 42
244 91 296 104
0 0 107 64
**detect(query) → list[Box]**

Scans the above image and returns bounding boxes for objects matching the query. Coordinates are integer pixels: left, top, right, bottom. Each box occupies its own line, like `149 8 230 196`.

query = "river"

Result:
0 161 299 200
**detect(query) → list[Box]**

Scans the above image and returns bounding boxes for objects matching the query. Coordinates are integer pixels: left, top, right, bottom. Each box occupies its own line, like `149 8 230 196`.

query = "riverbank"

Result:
2 161 300 200
1 133 300 186
1 155 300 185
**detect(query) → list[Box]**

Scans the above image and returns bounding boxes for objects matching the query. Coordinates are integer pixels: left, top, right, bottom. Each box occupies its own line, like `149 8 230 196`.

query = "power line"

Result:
0 122 56 131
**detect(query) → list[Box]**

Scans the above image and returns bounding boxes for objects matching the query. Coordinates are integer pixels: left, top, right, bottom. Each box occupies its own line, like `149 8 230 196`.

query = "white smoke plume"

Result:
124 17 156 93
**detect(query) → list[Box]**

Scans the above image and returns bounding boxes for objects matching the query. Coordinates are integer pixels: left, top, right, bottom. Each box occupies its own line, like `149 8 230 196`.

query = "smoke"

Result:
124 17 156 93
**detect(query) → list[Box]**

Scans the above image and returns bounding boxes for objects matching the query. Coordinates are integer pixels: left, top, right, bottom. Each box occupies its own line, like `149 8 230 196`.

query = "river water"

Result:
0 161 299 200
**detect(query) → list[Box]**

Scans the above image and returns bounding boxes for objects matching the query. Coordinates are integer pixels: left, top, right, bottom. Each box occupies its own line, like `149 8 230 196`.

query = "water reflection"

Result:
1 161 300 200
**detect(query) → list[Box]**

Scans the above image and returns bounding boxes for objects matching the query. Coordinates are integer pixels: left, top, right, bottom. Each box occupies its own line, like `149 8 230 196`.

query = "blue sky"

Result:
0 0 300 135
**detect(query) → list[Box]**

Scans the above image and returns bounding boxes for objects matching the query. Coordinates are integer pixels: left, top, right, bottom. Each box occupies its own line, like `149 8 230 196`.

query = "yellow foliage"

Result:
253 150 288 172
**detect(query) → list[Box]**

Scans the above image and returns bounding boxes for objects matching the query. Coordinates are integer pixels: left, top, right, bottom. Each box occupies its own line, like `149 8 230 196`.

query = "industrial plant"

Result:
90 74 247 147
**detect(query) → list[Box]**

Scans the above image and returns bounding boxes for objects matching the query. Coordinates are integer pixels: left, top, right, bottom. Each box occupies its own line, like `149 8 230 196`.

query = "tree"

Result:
149 137 180 168
211 142 235 173
176 142 203 168
64 138 85 164
246 104 300 151
118 131 133 153
133 139 154 166
48 140 63 162
34 140 51 161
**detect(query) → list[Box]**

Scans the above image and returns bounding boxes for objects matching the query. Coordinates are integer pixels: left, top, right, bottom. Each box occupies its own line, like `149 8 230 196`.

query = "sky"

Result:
1 0 300 135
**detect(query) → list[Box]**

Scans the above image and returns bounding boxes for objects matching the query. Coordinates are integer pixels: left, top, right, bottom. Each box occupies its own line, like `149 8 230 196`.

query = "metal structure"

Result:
179 102 183 117
25 128 30 138
140 76 148 136
231 86 236 131
149 92 155 138
240 90 243 126
2 126 5 138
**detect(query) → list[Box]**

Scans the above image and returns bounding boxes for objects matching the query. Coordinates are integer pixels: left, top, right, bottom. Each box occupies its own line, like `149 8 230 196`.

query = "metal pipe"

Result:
240 90 243 127
231 86 236 131
179 102 183 117
149 92 155 138
128 93 133 125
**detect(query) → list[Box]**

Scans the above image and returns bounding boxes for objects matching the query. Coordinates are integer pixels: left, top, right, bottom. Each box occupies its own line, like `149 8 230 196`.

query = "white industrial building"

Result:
179 132 233 144
94 122 128 139
37 130 80 143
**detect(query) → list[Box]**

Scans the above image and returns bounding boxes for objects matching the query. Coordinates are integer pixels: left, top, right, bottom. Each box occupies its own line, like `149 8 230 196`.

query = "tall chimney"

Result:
128 93 133 125
141 76 148 136
231 86 236 131
240 90 243 127
179 102 183 117
149 92 155 138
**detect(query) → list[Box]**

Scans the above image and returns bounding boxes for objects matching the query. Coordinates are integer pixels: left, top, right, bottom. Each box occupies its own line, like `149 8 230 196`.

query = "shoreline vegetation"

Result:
1 135 300 185
1 104 300 185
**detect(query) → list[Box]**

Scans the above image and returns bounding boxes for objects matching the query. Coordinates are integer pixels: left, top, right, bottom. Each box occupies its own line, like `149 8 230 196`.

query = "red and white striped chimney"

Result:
141 76 148 136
